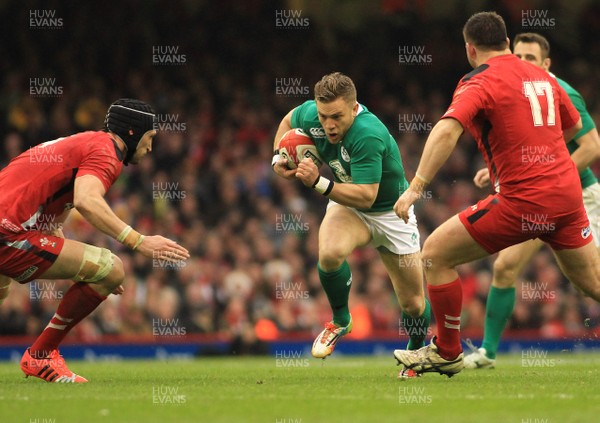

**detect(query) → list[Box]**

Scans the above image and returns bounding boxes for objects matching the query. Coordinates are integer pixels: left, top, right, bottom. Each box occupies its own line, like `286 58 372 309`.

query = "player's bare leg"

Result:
394 215 488 376
553 241 600 302
381 250 431 377
21 239 124 383
41 239 124 296
318 204 371 271
380 251 425 317
465 239 543 368
312 204 371 358
492 239 543 289
422 215 489 285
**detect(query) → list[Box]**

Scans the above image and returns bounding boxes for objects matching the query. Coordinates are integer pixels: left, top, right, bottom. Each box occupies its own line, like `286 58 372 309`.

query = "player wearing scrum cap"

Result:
0 98 189 383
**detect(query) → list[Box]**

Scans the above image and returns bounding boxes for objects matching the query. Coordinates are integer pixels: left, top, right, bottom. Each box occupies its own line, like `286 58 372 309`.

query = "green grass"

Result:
1 353 599 423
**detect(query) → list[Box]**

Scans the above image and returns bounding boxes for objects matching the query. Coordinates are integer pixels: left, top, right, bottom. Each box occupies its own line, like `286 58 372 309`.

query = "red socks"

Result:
30 283 106 357
428 278 463 360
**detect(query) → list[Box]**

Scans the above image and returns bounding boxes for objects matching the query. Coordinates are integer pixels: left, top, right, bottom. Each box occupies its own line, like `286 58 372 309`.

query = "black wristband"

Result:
313 175 334 196
311 175 321 188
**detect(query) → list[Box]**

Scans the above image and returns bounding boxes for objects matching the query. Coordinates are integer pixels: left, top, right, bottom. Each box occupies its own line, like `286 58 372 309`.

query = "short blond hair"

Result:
314 72 357 104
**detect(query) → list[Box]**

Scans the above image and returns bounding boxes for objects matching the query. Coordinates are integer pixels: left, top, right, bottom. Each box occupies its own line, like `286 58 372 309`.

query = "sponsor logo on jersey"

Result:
340 146 350 162
582 226 591 239
328 160 352 183
14 265 38 282
309 128 326 138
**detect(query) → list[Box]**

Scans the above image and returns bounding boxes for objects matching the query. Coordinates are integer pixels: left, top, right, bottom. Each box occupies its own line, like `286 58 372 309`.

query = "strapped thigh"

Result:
73 245 115 282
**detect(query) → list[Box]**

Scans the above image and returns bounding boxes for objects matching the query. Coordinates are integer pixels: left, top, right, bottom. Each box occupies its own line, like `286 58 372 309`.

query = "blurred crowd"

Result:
1 1 600 349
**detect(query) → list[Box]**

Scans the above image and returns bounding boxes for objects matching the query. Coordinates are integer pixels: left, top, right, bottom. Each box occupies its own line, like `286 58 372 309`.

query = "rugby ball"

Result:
279 128 323 169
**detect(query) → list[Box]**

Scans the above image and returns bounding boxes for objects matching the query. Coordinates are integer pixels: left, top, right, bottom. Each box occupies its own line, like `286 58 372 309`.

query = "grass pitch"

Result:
0 352 599 423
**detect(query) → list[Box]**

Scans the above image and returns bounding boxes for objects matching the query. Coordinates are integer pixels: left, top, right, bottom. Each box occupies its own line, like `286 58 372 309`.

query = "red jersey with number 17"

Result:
0 131 123 234
442 54 580 209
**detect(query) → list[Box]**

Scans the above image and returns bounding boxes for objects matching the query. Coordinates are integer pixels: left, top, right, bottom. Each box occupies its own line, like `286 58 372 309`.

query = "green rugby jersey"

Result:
291 100 408 212
556 76 598 189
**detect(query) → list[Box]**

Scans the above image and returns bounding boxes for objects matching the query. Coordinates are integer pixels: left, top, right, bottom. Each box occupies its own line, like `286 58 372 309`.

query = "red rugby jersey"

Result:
0 131 122 233
442 54 580 209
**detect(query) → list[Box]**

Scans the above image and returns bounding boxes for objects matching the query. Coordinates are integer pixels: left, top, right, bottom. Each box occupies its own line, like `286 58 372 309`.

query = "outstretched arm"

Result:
74 175 189 261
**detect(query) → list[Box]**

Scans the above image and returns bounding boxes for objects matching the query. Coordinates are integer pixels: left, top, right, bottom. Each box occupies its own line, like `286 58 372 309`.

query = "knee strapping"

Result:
73 245 114 282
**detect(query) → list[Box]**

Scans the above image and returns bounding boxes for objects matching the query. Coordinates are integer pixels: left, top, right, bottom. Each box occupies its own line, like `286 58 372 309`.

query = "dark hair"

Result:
463 12 509 51
513 32 550 59
314 72 357 104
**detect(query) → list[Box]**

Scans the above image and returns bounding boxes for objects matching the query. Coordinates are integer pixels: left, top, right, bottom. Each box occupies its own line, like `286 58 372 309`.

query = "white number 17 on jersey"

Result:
523 81 555 126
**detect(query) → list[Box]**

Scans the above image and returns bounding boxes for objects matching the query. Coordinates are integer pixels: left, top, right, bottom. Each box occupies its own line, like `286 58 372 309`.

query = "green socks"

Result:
318 261 352 327
482 286 516 359
402 298 431 350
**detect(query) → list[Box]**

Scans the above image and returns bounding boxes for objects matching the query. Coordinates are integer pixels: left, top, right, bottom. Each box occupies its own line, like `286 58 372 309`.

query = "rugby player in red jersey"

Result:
0 99 189 382
393 12 600 377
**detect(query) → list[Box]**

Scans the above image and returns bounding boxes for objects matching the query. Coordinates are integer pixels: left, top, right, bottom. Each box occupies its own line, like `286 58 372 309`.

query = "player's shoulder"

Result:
554 75 581 97
460 63 491 84
353 104 384 130
292 100 318 124
293 99 317 116
292 100 326 140
71 131 122 159
67 130 112 145
460 54 524 84
349 105 390 145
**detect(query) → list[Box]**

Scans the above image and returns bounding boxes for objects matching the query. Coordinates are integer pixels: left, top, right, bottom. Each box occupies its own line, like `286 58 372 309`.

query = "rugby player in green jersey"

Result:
466 32 600 369
272 73 430 370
